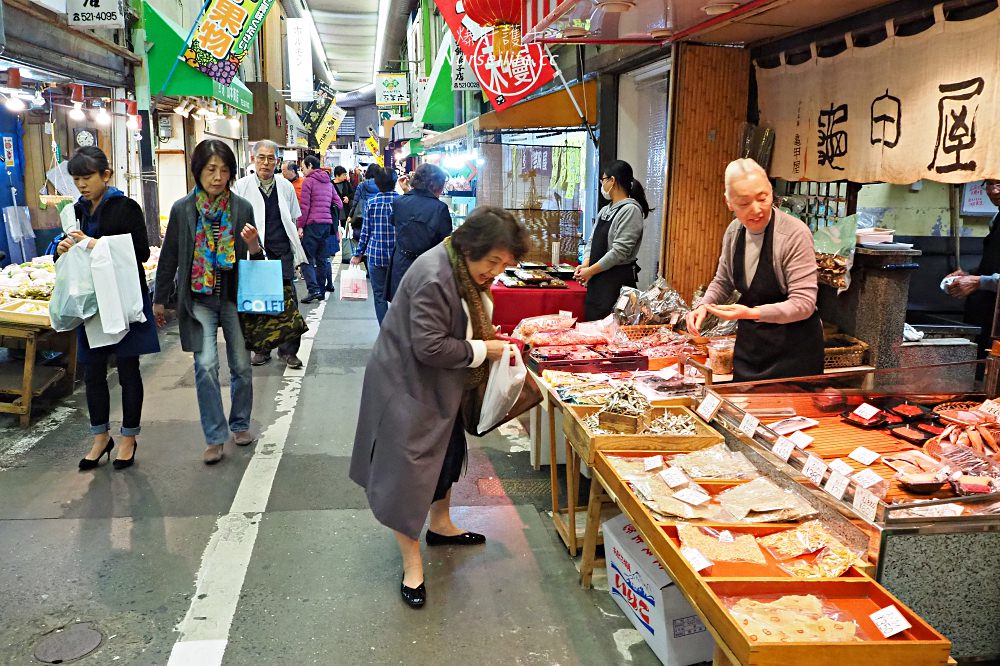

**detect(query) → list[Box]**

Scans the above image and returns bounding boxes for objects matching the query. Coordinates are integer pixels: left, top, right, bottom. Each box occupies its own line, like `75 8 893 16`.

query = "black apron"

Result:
732 219 824 382
964 213 1000 357
584 205 638 321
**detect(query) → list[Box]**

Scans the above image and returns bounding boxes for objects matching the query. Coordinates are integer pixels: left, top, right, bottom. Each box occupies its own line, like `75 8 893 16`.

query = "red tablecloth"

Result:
491 281 588 334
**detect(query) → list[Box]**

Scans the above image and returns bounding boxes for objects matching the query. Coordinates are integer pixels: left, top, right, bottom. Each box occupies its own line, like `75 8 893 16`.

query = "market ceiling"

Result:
303 0 381 91
529 0 902 46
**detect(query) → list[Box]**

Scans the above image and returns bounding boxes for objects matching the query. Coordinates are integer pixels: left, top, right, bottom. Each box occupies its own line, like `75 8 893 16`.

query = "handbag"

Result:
239 282 309 350
461 349 542 437
237 259 284 314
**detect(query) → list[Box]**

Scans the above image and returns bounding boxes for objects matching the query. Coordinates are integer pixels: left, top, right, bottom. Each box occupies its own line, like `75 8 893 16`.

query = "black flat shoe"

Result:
79 438 114 470
425 530 486 547
400 577 426 609
113 440 138 470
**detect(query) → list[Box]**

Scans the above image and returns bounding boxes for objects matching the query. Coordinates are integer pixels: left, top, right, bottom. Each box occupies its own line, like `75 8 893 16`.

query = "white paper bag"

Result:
339 265 368 301
478 344 527 434
88 235 145 347
49 242 98 331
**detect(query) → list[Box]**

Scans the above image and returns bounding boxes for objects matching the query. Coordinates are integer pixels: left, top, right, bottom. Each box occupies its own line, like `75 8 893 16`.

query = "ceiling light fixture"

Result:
594 0 635 12
701 3 739 16
93 101 111 125
648 27 673 39
125 100 140 130
31 89 45 107
4 94 25 112
174 99 193 117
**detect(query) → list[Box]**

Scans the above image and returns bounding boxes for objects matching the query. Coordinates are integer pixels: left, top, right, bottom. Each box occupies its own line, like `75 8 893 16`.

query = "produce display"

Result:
724 595 861 643
0 256 55 300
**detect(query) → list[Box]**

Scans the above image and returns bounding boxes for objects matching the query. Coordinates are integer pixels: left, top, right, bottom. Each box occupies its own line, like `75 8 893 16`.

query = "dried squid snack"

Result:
671 444 759 480
677 524 766 564
725 594 862 643
757 520 843 560
778 544 864 579
718 478 817 523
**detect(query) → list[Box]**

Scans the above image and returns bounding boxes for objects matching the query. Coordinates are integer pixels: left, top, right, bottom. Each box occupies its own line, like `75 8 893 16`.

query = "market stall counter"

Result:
492 280 587 334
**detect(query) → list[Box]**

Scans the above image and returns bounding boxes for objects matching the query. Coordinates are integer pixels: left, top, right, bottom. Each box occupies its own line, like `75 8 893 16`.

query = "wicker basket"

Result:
823 333 869 369
507 209 581 266
620 324 671 340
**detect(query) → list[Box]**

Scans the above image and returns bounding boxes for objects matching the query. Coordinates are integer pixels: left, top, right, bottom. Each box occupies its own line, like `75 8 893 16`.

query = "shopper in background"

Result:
58 146 159 471
351 167 398 324
333 166 356 273
297 155 340 304
575 159 648 321
282 161 303 201
153 140 263 465
351 207 529 609
347 164 380 244
385 163 451 302
686 158 823 382
233 139 309 369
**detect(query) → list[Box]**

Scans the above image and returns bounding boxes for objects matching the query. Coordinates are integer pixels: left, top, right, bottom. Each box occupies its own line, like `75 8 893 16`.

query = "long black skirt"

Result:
432 414 467 502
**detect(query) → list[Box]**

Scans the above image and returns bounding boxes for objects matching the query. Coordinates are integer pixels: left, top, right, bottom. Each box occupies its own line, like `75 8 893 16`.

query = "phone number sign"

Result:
67 0 125 28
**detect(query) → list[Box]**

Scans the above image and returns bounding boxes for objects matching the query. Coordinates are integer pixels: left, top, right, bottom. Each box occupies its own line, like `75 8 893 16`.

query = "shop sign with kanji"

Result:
67 0 125 28
757 5 1000 183
376 73 410 106
184 0 278 86
451 44 481 92
436 0 555 112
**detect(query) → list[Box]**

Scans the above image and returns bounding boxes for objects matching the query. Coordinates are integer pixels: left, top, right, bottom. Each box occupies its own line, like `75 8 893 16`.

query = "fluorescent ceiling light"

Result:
372 0 392 84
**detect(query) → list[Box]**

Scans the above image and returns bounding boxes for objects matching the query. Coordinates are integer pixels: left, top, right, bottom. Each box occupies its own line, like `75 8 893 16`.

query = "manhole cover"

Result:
33 623 103 664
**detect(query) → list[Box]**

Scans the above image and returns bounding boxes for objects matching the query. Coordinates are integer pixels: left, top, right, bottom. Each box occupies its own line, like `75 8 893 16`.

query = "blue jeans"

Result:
191 298 253 446
301 224 332 296
370 263 390 325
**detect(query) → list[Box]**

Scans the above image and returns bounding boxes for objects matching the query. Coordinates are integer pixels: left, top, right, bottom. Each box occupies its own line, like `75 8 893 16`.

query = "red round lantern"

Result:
463 0 522 59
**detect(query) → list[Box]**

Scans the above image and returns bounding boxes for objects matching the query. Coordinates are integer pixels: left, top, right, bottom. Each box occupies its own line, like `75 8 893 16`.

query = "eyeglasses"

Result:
600 176 612 182
255 155 277 164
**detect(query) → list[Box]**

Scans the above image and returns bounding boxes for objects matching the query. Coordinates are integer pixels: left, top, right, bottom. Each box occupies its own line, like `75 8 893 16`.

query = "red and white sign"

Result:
521 0 559 40
437 0 556 112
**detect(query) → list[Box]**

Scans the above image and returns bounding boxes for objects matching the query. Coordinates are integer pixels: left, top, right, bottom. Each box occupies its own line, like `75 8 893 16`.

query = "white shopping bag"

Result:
50 242 98 331
478 344 527 434
87 235 145 348
339 265 368 301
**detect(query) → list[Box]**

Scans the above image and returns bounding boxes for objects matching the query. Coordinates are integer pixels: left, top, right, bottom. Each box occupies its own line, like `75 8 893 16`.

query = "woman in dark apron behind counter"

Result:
686 158 824 382
575 160 650 321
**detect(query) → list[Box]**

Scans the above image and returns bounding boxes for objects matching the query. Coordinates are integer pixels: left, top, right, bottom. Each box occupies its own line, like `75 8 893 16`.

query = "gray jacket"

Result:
702 208 818 325
584 198 644 270
350 244 478 540
154 189 261 352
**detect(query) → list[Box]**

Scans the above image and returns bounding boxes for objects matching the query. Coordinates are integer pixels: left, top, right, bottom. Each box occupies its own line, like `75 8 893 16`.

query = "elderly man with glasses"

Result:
233 140 309 369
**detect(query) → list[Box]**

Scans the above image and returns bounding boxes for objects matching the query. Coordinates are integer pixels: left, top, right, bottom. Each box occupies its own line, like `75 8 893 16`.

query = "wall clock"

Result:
74 128 98 148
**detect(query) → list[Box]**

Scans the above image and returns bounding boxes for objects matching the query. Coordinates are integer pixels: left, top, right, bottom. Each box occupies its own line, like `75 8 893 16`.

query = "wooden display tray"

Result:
592 450 951 665
0 299 51 327
646 353 708 371
564 405 723 465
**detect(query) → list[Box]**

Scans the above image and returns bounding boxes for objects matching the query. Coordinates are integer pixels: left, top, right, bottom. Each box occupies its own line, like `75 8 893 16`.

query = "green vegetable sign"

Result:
184 0 277 85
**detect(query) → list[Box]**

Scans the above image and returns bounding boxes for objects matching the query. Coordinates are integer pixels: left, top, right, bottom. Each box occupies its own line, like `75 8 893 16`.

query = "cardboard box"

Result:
604 514 715 666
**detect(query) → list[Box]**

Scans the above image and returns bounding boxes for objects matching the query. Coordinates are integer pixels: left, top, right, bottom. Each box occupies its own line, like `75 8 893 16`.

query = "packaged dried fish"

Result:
777 544 863 579
717 478 817 523
756 521 844 560
671 444 759 480
677 524 766 564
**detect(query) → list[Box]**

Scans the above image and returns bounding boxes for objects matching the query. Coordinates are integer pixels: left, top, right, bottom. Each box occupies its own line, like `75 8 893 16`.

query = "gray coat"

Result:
154 189 260 352
350 244 477 540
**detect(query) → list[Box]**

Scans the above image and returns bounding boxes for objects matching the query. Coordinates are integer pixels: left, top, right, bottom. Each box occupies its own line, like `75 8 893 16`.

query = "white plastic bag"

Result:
339 265 368 301
478 345 527 434
87 235 145 348
49 242 97 331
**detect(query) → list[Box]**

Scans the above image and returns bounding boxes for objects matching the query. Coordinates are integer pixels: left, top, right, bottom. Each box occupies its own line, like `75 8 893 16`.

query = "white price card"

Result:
852 468 884 489
790 430 814 449
559 310 573 318
870 605 912 638
674 488 711 506
849 446 880 466
681 546 713 572
852 402 881 420
696 392 722 421
772 436 795 462
853 486 881 522
739 413 760 438
802 456 828 486
829 458 854 476
718 530 735 543
644 455 665 471
824 471 850 500
659 467 689 488
978 399 1000 418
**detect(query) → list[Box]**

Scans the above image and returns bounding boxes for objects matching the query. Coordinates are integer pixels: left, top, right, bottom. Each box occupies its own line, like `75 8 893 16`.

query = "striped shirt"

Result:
355 191 398 267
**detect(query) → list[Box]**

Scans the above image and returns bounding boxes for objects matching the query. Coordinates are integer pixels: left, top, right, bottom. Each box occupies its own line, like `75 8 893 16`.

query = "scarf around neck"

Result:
191 187 235 294
445 236 494 388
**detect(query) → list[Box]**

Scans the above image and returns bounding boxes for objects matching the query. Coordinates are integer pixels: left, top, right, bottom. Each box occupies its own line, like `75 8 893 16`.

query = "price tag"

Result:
869 605 913 638
849 447 880 466
632 479 654 503
739 413 760 438
852 403 881 420
789 430 814 449
559 310 573 318
977 399 1000 418
681 546 713 572
772 436 795 462
674 488 711 506
644 455 665 471
829 458 854 476
696 392 722 421
802 456 828 486
614 295 629 310
718 530 735 543
824 471 850 500
852 468 884 489
659 467 689 488
853 486 881 522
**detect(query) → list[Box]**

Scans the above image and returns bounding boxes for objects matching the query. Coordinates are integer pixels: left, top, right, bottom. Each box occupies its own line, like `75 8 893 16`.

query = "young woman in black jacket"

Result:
56 147 160 470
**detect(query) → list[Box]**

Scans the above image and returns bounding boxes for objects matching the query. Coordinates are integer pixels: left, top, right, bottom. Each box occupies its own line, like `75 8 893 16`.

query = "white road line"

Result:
0 406 76 471
168 263 340 665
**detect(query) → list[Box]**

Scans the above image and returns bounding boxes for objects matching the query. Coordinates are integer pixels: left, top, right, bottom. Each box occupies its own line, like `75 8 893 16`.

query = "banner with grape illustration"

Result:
184 0 278 86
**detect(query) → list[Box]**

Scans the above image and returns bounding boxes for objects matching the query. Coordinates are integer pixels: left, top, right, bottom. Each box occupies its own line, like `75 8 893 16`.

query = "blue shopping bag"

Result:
237 259 285 314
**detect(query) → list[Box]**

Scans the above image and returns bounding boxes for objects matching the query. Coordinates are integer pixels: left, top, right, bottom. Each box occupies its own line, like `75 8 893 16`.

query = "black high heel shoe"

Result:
113 440 138 470
79 438 114 470
400 576 426 609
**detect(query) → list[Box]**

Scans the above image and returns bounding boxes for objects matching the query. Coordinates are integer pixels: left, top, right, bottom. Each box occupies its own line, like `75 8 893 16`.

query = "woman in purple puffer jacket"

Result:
297 155 342 302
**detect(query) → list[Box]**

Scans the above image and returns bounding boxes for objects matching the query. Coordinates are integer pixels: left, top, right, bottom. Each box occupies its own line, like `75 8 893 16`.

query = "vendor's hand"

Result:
686 305 708 334
240 224 261 254
152 303 171 328
485 339 511 362
573 262 589 280
576 266 595 287
946 274 980 299
350 255 363 266
706 303 760 321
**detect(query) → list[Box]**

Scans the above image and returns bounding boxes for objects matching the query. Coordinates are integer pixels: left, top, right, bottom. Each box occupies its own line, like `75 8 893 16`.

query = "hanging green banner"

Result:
183 0 278 86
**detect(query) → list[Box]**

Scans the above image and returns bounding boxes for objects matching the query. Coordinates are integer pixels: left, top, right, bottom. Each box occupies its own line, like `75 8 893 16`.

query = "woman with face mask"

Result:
574 160 650 320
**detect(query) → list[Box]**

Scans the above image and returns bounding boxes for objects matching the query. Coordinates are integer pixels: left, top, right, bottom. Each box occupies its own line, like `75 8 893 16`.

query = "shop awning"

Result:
414 39 454 129
399 139 424 160
143 2 253 114
422 79 597 150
